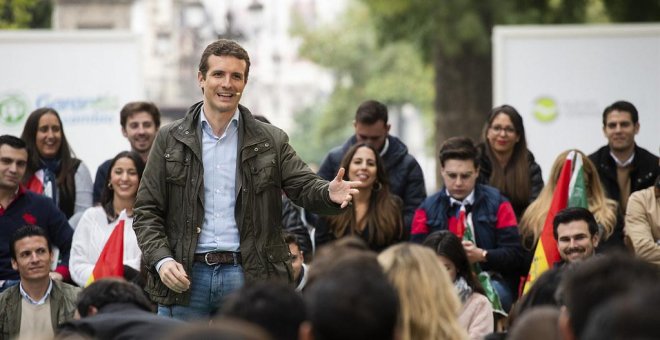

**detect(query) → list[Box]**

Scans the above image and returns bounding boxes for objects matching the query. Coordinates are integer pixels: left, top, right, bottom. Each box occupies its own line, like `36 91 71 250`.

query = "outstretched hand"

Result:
328 167 360 208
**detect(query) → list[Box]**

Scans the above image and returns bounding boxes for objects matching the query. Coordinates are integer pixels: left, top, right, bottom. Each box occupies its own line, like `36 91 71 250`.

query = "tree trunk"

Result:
433 46 492 189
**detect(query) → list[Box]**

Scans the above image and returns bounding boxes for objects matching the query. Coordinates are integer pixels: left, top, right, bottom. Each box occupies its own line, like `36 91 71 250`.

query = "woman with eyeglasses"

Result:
477 105 544 219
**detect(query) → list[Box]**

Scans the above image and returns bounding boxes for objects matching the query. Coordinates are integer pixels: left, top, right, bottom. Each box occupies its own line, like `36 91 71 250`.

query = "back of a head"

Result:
582 286 660 340
76 278 153 317
378 243 465 340
165 319 272 340
508 306 560 340
560 253 660 339
510 267 564 327
304 250 398 340
220 281 305 340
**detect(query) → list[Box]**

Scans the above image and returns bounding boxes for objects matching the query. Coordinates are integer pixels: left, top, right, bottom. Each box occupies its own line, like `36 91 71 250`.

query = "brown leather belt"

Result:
194 251 242 266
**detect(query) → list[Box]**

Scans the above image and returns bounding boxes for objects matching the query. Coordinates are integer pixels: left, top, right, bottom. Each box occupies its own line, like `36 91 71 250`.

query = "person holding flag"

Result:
69 151 145 287
411 137 525 313
520 150 618 292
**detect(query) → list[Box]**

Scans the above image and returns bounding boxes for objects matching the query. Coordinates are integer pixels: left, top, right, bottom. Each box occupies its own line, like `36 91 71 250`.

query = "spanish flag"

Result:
523 151 587 293
85 210 126 286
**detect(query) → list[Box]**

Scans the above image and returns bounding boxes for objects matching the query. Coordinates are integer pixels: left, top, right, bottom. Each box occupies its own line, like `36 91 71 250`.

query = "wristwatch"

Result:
481 249 488 262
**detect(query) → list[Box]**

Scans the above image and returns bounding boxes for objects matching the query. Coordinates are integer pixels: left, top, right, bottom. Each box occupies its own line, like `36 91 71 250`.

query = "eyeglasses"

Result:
489 125 516 135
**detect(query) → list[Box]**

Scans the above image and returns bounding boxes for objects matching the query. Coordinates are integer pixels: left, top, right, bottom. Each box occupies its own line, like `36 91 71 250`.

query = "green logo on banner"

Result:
0 94 29 127
533 97 558 123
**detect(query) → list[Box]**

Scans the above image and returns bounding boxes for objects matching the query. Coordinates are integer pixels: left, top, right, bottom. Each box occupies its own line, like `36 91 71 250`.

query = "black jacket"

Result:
588 144 659 204
318 135 426 232
57 303 181 340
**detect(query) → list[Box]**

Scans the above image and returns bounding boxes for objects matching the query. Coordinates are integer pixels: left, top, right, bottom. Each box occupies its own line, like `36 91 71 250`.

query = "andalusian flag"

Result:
85 210 126 286
459 205 506 316
523 151 587 293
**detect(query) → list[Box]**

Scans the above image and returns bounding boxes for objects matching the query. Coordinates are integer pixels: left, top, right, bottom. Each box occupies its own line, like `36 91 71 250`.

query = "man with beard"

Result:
553 207 600 264
93 101 161 204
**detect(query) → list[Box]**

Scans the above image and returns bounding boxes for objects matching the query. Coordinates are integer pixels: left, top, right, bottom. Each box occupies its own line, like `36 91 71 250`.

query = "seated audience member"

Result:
624 175 660 264
379 243 468 340
507 307 560 340
0 225 80 339
411 137 525 312
553 207 600 264
57 278 181 340
317 99 426 233
282 196 317 261
582 285 660 340
220 281 305 340
0 135 73 290
284 233 308 291
588 100 659 215
477 105 543 219
69 151 145 287
300 242 399 340
316 143 404 251
508 267 564 328
558 253 660 340
164 318 272 340
93 101 161 204
423 231 493 339
520 149 620 262
21 108 93 228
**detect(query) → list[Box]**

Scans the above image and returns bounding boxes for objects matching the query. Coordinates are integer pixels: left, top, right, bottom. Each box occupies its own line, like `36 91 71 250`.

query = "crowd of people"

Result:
0 38 658 340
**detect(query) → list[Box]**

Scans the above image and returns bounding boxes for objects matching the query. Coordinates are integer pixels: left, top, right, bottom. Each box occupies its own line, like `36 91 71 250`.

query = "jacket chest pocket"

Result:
164 147 190 186
251 153 279 193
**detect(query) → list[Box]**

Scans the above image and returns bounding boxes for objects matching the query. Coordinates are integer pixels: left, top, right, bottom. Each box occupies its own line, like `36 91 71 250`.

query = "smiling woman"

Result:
316 143 404 252
69 151 145 287
20 108 93 228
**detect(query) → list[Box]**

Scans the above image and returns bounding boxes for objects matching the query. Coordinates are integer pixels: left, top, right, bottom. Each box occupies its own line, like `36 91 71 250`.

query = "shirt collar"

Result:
19 279 53 305
199 106 240 139
379 137 390 157
447 189 475 207
610 150 635 167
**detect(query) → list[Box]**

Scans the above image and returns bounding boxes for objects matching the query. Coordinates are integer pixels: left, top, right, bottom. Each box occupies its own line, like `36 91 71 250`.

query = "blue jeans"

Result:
158 261 244 321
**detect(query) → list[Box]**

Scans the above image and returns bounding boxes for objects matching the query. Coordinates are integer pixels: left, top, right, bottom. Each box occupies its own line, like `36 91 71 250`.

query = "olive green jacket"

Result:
133 102 341 306
0 280 80 339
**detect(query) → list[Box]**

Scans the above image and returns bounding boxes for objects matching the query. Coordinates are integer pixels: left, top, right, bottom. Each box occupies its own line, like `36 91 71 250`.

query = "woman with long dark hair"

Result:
317 143 404 251
69 151 145 287
478 105 543 218
21 107 93 227
423 230 493 340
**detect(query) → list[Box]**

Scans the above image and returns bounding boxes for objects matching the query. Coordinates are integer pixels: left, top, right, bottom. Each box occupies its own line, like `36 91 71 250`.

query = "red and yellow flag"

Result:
523 151 575 293
85 211 126 286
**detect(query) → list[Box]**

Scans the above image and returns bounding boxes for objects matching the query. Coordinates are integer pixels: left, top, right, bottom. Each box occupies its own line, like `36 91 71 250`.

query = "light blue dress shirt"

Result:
197 107 241 253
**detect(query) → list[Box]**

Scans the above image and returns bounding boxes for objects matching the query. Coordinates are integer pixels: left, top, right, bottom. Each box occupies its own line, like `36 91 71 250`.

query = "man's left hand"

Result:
328 167 360 208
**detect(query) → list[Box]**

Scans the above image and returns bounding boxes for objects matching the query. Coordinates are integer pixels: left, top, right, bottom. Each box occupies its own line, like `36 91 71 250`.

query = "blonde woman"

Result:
520 150 620 255
378 243 467 340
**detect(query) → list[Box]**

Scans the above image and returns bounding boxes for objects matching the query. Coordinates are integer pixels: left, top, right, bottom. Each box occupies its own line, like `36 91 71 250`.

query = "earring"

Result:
107 182 112 189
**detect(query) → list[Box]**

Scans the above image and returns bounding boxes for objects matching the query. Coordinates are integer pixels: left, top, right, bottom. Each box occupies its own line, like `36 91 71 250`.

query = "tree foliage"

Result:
0 0 51 29
361 0 660 184
289 2 433 164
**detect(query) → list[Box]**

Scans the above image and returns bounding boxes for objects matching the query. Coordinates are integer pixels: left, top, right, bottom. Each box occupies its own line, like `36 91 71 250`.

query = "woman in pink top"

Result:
424 230 494 339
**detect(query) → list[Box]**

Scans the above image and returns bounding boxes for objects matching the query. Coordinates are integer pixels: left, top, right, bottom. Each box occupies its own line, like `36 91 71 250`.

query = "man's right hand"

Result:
158 260 191 293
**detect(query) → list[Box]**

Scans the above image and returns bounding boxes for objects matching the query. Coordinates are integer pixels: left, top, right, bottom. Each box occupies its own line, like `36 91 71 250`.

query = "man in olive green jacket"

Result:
0 225 80 339
133 39 358 319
